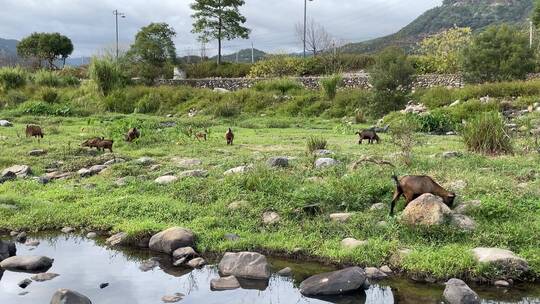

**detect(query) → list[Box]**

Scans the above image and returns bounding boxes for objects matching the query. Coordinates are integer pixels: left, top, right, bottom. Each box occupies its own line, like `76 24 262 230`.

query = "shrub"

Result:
306 136 327 153
135 93 161 113
213 102 240 117
2 91 28 107
462 112 513 155
38 87 60 103
184 61 252 78
320 74 342 100
34 70 62 87
253 78 303 94
18 100 72 116
88 57 126 95
389 117 420 166
103 90 134 113
0 67 27 91
61 75 81 86
416 110 457 134
249 55 306 78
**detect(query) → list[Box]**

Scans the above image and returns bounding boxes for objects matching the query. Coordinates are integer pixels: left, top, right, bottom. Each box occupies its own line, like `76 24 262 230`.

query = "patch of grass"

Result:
462 112 513 155
306 136 327 153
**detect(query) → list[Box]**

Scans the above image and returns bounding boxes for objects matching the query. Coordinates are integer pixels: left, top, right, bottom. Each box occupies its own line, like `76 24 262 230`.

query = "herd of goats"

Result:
20 123 457 216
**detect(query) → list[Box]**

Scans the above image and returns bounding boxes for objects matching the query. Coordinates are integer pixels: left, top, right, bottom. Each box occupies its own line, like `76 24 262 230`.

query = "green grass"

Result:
0 113 539 281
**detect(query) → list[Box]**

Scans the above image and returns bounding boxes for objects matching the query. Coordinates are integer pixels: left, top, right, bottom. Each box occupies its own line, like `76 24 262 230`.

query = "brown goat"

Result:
82 137 114 153
225 128 234 145
195 131 207 141
25 124 44 138
96 139 114 152
390 175 456 216
356 130 379 144
125 128 140 143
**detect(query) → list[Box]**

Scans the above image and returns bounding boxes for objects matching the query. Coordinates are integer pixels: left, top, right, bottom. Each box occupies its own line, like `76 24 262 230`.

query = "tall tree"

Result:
295 19 332 56
191 0 250 64
17 32 73 69
533 0 540 29
127 23 177 82
417 27 472 74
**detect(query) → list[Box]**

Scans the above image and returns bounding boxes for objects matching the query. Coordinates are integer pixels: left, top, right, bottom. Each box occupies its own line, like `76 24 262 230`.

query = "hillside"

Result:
341 0 533 54
0 38 18 57
213 48 266 63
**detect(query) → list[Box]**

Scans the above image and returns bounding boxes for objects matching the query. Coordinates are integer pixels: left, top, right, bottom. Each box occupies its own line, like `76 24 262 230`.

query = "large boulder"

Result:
267 157 289 168
0 240 16 261
315 158 339 169
443 278 480 304
50 289 92 304
0 256 53 272
299 266 366 296
401 193 452 226
149 227 195 254
218 252 271 280
2 165 31 178
471 248 529 275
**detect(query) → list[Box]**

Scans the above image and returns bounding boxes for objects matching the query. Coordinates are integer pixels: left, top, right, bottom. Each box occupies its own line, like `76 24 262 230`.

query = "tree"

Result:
17 32 73 69
295 19 332 56
533 0 540 29
126 23 177 82
461 24 534 83
416 27 472 74
369 47 415 116
191 0 250 64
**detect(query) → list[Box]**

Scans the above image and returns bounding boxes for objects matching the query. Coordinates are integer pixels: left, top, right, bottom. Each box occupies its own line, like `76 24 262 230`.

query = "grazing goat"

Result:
195 131 207 141
82 137 114 153
25 124 44 138
390 175 456 216
125 128 140 143
225 128 234 145
96 139 114 152
356 130 380 144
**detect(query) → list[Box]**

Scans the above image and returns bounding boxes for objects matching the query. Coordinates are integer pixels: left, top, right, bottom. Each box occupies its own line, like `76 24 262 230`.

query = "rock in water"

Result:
0 240 16 262
186 257 207 268
401 193 452 226
299 267 366 296
149 227 195 254
277 267 293 276
18 278 32 288
210 276 240 291
218 252 271 280
61 227 75 234
31 273 60 282
50 289 92 304
172 247 198 260
364 267 388 280
15 232 27 243
161 293 184 303
0 256 54 272
443 278 480 304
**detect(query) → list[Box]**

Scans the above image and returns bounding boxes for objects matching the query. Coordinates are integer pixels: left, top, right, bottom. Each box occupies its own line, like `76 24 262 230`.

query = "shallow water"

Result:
0 234 539 304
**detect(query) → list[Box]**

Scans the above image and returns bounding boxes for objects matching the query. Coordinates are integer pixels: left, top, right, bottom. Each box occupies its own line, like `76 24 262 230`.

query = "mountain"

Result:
341 0 534 54
212 48 267 63
0 38 18 57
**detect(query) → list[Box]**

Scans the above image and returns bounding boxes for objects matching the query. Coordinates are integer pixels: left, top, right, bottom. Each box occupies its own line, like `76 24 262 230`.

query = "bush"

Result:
320 74 342 100
135 93 161 113
18 100 72 116
213 102 240 117
249 55 306 78
34 70 62 87
88 57 126 95
38 87 60 103
306 136 327 153
0 67 27 91
389 117 420 166
103 90 134 113
2 91 28 107
62 75 81 86
253 78 303 94
462 112 513 155
416 110 457 134
184 61 251 78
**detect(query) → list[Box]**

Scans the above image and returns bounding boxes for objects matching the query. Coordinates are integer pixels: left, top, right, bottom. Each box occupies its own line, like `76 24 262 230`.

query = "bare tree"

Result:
296 19 332 56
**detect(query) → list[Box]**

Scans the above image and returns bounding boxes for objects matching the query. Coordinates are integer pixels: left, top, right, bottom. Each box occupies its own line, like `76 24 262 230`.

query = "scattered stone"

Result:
103 158 125 166
18 278 32 289
443 278 480 304
224 165 253 175
0 256 54 272
446 131 457 136
114 177 127 186
172 247 198 260
262 211 280 225
36 176 50 185
28 149 46 156
173 258 187 267
149 227 195 255
449 100 461 107
45 171 71 180
213 88 230 93
364 267 387 280
0 171 17 183
401 101 428 115
380 265 393 274
341 238 367 250
186 257 207 268
228 200 248 210
370 203 386 211
139 259 159 272
0 120 13 127
299 266 367 296
174 158 202 168
106 232 129 247
451 214 476 231
155 175 178 185
149 164 161 171
16 232 28 243
161 293 184 303
377 221 388 227
471 248 529 275
99 283 109 289
78 165 107 178
179 169 208 178
86 232 98 239
277 267 293 277
210 276 241 291
267 157 289 168
494 280 510 287
61 227 75 234
313 149 333 156
443 151 462 159
50 289 92 304
0 240 16 261
24 240 40 247
401 193 452 226
31 273 60 282
2 165 32 178
454 200 481 215
137 157 155 165
218 252 271 280
224 233 240 241
329 213 353 223
315 158 339 169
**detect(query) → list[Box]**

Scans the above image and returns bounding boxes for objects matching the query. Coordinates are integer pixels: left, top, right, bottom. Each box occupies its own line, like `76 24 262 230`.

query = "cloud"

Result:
0 0 442 57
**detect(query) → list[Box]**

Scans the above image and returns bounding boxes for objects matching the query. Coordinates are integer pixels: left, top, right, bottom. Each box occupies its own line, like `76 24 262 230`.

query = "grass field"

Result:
0 113 539 281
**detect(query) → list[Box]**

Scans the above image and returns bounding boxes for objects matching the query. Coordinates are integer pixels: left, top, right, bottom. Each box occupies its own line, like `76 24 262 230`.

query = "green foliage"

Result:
389 116 419 166
253 78 302 94
135 93 161 114
213 102 241 117
533 0 540 29
18 100 72 116
34 70 62 87
38 87 60 103
88 57 127 96
306 136 327 153
184 61 251 78
249 55 305 78
416 27 472 74
0 67 27 91
461 24 534 83
462 111 513 155
16 32 73 69
320 74 342 100
2 90 28 107
103 90 134 113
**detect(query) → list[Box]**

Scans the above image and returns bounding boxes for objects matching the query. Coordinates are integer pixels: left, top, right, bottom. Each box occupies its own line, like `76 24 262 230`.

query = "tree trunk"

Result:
218 17 222 65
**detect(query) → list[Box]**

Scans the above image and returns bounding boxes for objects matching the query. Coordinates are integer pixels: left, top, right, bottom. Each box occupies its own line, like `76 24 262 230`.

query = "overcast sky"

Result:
0 0 442 57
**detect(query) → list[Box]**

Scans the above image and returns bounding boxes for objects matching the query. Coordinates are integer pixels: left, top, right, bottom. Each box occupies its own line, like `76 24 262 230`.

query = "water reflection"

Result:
0 234 538 304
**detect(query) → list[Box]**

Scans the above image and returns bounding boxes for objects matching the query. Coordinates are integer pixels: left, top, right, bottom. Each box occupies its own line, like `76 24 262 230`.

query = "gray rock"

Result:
315 158 339 169
36 176 50 185
277 267 293 276
99 283 109 289
262 211 280 225
299 266 366 296
0 171 17 183
443 278 480 304
0 240 16 261
210 276 240 290
313 149 334 156
218 252 271 280
161 293 184 303
370 203 386 211
86 232 98 239
61 227 75 234
267 157 289 168
0 256 54 272
149 227 195 254
186 257 207 268
179 169 208 178
172 247 198 260
364 267 387 280
78 165 107 178
213 88 230 93
224 165 253 175
174 158 202 168
137 157 155 165
105 232 129 247
329 213 353 223
454 200 481 214
471 248 528 275
2 165 32 178
10 231 19 237
16 232 27 243
31 272 59 282
494 280 510 287
380 265 393 274
341 238 367 250
24 240 40 247
28 149 46 156
224 233 240 241
0 203 18 210
50 289 92 304
155 175 178 185
18 278 32 289
443 151 462 159
451 214 476 231
139 259 159 272
0 120 13 127
103 158 125 166
401 194 452 226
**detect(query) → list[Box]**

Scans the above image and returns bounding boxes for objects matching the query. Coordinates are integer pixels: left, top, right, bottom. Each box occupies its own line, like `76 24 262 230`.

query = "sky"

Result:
0 0 442 57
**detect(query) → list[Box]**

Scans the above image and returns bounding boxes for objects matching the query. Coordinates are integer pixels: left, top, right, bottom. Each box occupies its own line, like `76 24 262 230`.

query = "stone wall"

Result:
157 74 465 91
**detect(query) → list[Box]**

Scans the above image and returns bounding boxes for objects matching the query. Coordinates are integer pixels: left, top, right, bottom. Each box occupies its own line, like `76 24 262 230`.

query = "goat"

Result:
356 130 380 144
25 124 44 138
81 137 104 151
195 130 207 141
225 128 234 145
96 139 114 153
125 128 140 143
390 175 456 216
